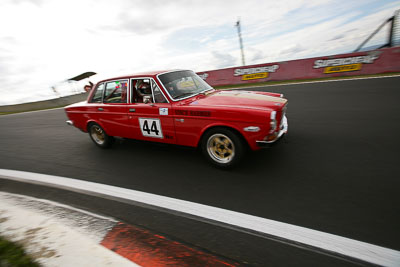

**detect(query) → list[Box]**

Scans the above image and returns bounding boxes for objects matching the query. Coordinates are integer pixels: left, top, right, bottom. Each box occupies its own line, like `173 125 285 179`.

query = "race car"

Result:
65 70 288 168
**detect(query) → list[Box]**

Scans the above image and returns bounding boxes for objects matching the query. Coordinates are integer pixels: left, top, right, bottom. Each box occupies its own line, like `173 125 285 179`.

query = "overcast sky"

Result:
1 0 399 105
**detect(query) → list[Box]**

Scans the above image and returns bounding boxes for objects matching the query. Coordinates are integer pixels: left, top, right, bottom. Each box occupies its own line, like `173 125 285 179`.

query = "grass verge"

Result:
0 236 40 266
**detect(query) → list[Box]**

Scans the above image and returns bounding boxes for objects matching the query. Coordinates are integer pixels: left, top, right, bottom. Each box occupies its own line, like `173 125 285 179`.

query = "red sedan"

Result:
65 70 288 168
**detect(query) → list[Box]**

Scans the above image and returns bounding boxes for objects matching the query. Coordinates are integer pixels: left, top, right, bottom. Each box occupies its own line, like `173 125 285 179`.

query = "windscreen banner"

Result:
197 47 400 87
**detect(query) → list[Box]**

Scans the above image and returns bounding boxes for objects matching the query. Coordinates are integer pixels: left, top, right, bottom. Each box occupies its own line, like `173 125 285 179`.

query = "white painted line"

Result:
1 169 400 266
227 74 400 90
0 107 65 117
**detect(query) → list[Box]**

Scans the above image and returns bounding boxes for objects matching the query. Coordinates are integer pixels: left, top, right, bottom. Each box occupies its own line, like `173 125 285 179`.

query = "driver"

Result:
165 83 178 97
136 80 152 102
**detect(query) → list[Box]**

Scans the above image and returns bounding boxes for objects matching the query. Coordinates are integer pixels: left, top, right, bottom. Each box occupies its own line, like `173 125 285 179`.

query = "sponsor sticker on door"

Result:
159 108 168 116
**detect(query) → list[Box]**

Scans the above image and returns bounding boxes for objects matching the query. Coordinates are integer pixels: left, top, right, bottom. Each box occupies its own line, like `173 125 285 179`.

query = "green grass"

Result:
214 72 400 90
0 236 40 266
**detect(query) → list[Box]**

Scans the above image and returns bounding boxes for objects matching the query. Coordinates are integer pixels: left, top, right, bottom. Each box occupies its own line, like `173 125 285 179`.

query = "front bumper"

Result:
256 115 288 147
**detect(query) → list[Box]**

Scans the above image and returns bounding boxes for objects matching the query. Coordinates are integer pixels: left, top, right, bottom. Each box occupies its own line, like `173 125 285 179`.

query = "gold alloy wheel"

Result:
91 125 105 145
207 133 235 164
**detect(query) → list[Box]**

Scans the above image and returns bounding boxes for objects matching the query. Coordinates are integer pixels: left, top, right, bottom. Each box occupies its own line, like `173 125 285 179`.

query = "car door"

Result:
97 79 130 137
85 82 105 128
127 78 175 144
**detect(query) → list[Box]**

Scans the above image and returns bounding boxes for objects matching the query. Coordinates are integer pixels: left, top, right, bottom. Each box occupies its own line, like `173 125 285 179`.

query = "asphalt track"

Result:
1 76 400 265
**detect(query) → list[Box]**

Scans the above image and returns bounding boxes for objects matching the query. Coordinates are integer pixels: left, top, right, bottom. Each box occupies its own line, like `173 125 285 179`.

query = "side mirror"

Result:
143 95 152 104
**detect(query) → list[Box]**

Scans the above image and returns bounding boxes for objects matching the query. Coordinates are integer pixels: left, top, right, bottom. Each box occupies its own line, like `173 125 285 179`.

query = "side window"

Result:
90 83 105 103
131 79 152 103
104 80 128 103
151 80 168 103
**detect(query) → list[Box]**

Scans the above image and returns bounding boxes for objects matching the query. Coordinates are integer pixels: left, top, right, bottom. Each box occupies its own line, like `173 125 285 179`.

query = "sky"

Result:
1 0 399 105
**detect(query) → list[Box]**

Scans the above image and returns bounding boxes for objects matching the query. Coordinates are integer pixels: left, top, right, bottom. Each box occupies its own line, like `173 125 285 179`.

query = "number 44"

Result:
142 120 159 135
139 118 163 138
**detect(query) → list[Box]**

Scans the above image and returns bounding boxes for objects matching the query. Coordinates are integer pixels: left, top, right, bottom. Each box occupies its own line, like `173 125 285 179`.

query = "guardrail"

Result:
197 47 400 87
0 93 88 113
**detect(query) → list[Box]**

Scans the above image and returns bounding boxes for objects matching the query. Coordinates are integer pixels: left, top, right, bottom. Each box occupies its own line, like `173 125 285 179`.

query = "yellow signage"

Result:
324 63 362 74
242 72 269 80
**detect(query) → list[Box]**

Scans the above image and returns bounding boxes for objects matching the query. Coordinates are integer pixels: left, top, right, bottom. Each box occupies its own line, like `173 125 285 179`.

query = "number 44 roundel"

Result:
139 118 163 138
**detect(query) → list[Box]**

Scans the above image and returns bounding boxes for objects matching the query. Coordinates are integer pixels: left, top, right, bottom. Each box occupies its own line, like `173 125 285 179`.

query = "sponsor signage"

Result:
242 72 269 80
234 65 279 80
313 54 380 74
175 110 211 117
324 64 361 74
196 47 398 87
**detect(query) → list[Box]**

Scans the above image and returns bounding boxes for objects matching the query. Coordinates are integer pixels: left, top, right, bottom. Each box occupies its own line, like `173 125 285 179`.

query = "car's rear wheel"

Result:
201 127 245 168
88 123 114 148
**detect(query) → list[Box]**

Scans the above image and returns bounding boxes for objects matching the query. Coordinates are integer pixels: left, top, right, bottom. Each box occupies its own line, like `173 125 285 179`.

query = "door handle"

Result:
175 118 184 123
98 108 104 111
129 108 136 112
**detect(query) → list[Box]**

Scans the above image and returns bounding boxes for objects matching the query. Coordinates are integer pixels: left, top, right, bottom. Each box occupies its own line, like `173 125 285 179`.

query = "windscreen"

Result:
158 70 213 100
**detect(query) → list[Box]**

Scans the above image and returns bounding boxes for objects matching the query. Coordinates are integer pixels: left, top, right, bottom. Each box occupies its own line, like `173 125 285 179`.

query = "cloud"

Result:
279 44 306 56
0 55 15 73
251 49 265 63
329 34 345 41
3 0 43 6
101 10 176 35
0 36 17 44
1 0 400 104
211 51 237 68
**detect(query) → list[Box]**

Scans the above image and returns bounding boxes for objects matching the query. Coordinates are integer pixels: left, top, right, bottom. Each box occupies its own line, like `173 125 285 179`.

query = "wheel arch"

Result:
196 124 250 149
86 120 106 133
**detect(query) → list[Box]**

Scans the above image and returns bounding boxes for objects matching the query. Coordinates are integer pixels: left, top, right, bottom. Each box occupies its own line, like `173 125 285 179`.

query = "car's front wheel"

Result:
88 123 114 148
201 127 245 168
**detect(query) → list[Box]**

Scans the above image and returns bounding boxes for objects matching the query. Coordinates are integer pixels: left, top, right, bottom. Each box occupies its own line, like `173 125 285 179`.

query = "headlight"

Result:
269 111 277 133
270 111 277 120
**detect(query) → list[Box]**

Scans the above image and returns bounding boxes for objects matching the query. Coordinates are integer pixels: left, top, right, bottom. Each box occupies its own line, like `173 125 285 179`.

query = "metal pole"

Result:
235 19 246 66
354 17 393 52
391 9 400 47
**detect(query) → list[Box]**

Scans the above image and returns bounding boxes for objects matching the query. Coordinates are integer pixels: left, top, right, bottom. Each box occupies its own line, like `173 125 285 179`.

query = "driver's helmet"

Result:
137 82 151 96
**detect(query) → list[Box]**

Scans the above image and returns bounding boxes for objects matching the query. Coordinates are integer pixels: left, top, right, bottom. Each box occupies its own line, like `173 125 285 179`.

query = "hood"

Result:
185 90 287 110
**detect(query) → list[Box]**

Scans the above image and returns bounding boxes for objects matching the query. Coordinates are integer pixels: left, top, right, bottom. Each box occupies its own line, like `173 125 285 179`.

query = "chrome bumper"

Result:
66 120 74 126
256 115 288 147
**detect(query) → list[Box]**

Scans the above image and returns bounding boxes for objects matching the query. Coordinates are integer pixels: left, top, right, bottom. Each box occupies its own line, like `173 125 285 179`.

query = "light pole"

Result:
235 19 246 66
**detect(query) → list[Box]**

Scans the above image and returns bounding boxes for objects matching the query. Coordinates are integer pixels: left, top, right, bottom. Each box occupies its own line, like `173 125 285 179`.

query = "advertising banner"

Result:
197 47 400 87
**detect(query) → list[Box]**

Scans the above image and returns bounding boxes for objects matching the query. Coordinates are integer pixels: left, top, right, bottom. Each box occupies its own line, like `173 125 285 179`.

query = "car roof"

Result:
97 69 186 84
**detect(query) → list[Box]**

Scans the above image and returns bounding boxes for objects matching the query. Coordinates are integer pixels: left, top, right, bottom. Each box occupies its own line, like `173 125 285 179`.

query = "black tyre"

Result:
88 123 114 148
201 127 245 168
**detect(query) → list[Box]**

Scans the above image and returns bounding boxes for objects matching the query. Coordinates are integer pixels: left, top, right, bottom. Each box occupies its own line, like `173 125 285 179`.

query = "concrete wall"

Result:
0 93 88 113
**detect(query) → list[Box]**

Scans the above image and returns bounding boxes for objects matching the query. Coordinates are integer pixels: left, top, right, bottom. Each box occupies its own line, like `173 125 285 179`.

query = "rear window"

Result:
104 80 128 103
90 83 105 103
